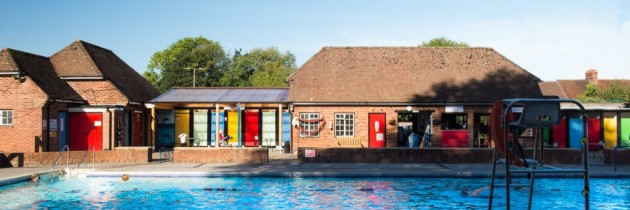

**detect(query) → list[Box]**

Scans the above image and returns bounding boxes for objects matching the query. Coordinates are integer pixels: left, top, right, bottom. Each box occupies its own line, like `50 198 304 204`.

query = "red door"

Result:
588 118 601 150
132 112 143 146
552 117 567 148
244 111 260 147
369 113 386 148
69 112 103 151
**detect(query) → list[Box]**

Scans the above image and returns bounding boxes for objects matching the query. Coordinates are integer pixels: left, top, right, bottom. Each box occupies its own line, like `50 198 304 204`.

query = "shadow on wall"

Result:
410 68 542 103
34 136 45 153
0 153 24 167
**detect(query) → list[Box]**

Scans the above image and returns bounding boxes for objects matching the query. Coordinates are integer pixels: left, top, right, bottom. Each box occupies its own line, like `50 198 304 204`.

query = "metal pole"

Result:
238 103 242 147
193 68 196 88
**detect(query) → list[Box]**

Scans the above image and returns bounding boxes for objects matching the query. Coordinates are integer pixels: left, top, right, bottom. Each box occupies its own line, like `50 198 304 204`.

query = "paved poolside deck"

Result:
1 152 629 186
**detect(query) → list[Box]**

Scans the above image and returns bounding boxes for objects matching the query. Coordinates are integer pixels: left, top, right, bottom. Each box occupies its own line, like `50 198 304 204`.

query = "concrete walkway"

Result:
1 152 629 186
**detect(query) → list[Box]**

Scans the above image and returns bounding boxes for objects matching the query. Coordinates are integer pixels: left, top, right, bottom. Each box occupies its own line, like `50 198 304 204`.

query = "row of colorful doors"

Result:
58 111 144 151
548 112 630 149
159 109 291 147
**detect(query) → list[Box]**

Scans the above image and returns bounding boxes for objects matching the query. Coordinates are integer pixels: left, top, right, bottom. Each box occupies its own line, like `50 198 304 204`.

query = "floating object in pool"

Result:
122 174 129 182
217 188 225 191
359 188 374 191
204 188 213 191
232 188 237 191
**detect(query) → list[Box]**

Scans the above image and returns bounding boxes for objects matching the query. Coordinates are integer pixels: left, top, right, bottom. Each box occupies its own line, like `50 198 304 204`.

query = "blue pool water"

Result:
0 176 628 209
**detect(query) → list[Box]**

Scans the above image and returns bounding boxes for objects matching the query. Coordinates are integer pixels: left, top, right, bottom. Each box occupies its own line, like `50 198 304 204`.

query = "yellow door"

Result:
603 112 617 148
227 111 239 145
175 110 190 147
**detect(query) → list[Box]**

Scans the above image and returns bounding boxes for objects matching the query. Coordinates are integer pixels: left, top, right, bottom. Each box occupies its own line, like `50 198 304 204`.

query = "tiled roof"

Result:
541 79 630 99
151 87 288 103
51 40 159 103
538 81 568 98
289 47 542 103
0 48 84 102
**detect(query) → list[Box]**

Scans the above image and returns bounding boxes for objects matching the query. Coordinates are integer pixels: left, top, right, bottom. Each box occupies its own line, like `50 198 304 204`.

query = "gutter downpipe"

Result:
107 107 113 150
46 99 55 152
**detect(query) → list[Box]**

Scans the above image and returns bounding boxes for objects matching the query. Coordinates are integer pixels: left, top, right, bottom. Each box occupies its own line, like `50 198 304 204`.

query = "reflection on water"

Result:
0 177 628 209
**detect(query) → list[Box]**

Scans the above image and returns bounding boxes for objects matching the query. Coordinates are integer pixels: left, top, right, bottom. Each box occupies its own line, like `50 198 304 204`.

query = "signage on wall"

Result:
305 149 316 158
445 105 464 113
95 121 102 127
49 119 58 131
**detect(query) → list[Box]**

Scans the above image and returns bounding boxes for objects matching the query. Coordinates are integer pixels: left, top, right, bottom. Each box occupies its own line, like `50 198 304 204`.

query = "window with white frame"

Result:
0 110 13 125
299 113 320 137
335 113 354 137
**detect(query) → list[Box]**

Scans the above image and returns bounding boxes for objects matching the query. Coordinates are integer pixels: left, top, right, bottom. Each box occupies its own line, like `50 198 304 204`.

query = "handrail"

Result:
77 146 95 170
51 145 70 175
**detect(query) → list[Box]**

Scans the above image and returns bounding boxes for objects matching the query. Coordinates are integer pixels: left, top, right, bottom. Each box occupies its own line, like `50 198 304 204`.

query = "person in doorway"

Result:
218 130 227 147
178 133 188 147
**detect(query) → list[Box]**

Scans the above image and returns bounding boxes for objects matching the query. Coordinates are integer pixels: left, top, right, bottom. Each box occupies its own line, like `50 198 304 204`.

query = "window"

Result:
441 113 467 130
335 113 355 137
0 110 13 125
299 113 320 137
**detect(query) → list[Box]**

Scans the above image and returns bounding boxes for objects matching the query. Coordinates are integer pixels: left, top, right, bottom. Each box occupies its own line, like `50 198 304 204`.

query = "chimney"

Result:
585 69 598 85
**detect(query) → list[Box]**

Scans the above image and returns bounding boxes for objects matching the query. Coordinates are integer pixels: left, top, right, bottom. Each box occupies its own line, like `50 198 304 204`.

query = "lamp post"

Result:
185 67 203 87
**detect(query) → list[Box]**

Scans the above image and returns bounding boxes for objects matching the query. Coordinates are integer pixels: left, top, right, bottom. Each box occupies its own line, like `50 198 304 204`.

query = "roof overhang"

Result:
60 76 105 80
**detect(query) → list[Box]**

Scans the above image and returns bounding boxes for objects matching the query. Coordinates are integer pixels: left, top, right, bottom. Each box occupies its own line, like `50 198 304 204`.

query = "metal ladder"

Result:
77 146 95 170
488 98 590 209
51 145 70 176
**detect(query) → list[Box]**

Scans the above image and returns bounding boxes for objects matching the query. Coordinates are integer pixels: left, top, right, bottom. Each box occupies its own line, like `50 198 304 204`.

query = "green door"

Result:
621 112 630 147
262 111 277 146
193 110 209 146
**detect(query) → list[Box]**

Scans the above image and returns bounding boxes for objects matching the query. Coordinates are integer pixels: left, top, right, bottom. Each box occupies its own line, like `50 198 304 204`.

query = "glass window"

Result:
441 113 467 130
335 113 355 137
0 110 13 125
299 113 320 137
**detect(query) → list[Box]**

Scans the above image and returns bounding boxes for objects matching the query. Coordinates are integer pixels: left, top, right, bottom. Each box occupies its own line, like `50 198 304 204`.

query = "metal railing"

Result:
51 145 70 175
77 146 95 170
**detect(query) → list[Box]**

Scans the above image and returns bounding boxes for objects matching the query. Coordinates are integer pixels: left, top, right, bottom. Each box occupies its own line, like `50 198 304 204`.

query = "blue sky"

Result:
1 0 629 81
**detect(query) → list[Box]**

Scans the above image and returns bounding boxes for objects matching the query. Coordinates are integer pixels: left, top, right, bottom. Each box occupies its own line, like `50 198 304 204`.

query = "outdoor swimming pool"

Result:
0 176 628 209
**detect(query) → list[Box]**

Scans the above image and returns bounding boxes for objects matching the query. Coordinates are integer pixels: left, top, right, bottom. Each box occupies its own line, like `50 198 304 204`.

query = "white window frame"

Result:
299 112 320 138
0 110 13 125
334 113 355 137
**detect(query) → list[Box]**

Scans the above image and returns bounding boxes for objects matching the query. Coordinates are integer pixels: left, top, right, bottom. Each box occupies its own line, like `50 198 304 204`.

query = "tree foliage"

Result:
144 37 296 92
420 37 470 47
578 82 630 104
146 37 227 93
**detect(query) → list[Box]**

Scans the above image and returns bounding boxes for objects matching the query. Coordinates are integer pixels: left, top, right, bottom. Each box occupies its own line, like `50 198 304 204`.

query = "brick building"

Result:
287 47 542 151
0 40 158 153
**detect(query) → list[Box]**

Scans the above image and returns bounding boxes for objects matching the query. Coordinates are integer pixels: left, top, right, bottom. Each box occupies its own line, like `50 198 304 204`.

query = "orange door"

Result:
369 113 386 148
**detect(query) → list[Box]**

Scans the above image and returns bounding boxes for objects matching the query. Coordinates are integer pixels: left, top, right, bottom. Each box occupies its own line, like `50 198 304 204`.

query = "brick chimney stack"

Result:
585 69 598 85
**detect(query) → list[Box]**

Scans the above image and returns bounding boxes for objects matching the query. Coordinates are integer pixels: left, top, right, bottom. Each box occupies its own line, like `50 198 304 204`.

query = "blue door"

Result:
282 112 291 145
569 118 584 148
58 112 68 151
211 112 225 146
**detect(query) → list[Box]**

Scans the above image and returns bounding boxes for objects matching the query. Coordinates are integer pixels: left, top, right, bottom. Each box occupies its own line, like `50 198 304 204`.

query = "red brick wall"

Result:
0 146 151 167
291 105 491 151
0 76 47 153
173 147 269 164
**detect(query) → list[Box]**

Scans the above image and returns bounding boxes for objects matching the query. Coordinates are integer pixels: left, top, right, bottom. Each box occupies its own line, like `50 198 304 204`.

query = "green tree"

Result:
222 47 296 87
578 81 630 103
420 37 470 47
146 37 227 92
